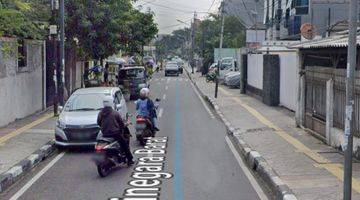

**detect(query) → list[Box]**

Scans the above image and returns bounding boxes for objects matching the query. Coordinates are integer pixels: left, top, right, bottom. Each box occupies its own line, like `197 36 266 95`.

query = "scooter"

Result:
135 99 160 146
92 115 132 177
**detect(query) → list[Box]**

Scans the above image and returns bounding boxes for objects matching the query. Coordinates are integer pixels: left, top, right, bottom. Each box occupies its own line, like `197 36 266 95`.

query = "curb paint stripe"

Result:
0 114 53 145
225 136 269 200
9 152 65 200
218 87 360 193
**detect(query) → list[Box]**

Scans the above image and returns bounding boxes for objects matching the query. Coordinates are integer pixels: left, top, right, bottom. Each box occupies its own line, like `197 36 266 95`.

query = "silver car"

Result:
55 87 128 147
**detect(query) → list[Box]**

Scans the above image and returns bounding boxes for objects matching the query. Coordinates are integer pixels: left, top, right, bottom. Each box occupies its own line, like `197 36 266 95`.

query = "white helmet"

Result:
140 88 150 97
103 95 114 108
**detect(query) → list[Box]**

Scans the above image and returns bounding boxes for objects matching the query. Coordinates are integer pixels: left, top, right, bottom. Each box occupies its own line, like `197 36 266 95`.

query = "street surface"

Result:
1 72 268 200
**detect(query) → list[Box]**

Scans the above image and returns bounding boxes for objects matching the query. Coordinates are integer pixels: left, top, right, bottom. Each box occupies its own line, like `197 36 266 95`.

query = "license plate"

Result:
135 123 146 130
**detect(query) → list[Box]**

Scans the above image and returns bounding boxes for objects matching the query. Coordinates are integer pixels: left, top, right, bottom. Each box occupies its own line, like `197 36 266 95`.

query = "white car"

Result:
219 57 237 81
55 87 128 147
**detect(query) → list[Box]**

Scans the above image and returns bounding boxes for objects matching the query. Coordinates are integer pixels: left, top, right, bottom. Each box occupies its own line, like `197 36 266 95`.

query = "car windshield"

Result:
166 64 178 68
64 93 106 111
119 68 144 79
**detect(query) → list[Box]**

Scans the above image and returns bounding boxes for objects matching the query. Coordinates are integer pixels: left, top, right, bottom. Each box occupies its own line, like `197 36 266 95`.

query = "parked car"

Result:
219 57 237 82
165 63 179 76
224 72 241 88
55 87 128 148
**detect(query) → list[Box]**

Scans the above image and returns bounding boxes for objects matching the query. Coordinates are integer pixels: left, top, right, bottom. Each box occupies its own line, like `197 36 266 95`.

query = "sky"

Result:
134 0 221 34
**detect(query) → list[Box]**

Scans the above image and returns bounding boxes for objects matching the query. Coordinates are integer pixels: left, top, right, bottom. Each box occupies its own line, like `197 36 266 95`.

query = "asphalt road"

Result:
1 72 269 200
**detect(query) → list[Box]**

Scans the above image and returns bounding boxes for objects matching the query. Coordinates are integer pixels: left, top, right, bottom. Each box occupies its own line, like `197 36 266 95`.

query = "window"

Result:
115 91 123 105
17 40 27 70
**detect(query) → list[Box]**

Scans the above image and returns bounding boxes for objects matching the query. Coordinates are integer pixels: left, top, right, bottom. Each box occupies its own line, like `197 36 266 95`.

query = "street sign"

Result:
300 23 316 40
49 25 58 35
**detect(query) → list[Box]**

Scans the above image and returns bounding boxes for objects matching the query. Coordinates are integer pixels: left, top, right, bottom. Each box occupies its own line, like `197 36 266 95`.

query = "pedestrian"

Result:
104 63 109 85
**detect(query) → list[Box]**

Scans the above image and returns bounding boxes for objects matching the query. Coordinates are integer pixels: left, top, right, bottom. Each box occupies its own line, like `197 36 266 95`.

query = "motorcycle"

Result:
135 98 160 146
92 115 132 177
206 72 217 83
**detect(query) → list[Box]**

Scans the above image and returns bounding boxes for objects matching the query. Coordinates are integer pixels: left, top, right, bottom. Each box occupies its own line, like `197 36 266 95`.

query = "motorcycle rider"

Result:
136 88 159 132
97 96 134 166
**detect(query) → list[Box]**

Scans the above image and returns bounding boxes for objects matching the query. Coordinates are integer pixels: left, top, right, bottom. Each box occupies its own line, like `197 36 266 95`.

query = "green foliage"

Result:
0 0 49 39
155 28 190 60
195 15 245 67
156 14 245 67
65 0 158 60
125 10 158 55
0 8 42 39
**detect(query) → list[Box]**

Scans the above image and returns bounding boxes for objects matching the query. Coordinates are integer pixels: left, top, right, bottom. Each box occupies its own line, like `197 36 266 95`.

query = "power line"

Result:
207 0 219 13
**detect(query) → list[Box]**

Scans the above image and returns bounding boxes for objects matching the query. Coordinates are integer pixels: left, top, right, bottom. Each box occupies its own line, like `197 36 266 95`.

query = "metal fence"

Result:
306 66 360 137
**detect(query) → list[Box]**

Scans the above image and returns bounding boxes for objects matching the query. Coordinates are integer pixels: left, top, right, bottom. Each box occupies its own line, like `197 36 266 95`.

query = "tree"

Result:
155 28 190 60
0 0 44 39
65 0 158 61
125 9 158 55
195 15 245 68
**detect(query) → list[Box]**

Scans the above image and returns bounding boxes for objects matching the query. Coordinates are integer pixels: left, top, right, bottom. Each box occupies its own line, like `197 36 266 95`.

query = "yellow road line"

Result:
218 87 360 192
0 113 54 145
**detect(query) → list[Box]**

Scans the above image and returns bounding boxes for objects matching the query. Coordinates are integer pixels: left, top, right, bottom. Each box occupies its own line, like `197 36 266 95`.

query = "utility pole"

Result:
254 0 258 42
50 0 59 115
59 0 65 105
344 0 358 199
215 1 225 98
191 12 197 74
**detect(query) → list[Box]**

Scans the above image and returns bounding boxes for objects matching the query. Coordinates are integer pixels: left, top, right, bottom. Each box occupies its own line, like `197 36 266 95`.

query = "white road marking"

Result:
163 94 166 100
225 136 269 200
158 108 164 118
189 79 215 119
9 152 66 200
167 78 170 83
165 86 168 90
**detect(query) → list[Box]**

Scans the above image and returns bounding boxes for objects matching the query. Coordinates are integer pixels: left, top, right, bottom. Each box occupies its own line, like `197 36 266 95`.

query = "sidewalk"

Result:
189 71 360 199
0 110 56 192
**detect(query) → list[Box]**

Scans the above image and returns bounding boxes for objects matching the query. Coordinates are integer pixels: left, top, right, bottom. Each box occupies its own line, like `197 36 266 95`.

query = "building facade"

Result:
264 0 355 40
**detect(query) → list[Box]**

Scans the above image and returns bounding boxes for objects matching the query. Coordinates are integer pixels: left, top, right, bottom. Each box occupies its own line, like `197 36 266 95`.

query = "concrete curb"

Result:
0 140 57 193
186 70 298 200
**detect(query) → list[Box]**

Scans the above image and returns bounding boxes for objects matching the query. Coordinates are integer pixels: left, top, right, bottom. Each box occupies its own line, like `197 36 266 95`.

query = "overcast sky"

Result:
135 0 220 34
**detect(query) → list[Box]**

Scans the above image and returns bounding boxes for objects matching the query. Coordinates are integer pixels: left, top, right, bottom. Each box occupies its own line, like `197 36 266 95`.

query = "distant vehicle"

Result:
169 60 183 74
165 63 179 76
55 87 128 148
118 66 148 100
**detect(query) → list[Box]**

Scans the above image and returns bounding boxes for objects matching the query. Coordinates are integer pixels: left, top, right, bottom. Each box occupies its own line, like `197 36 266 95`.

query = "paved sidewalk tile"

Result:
0 110 56 175
190 72 360 200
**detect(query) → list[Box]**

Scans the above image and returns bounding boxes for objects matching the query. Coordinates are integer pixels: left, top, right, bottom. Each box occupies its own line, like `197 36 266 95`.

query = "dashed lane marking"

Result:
165 86 168 90
163 94 166 100
158 108 164 118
